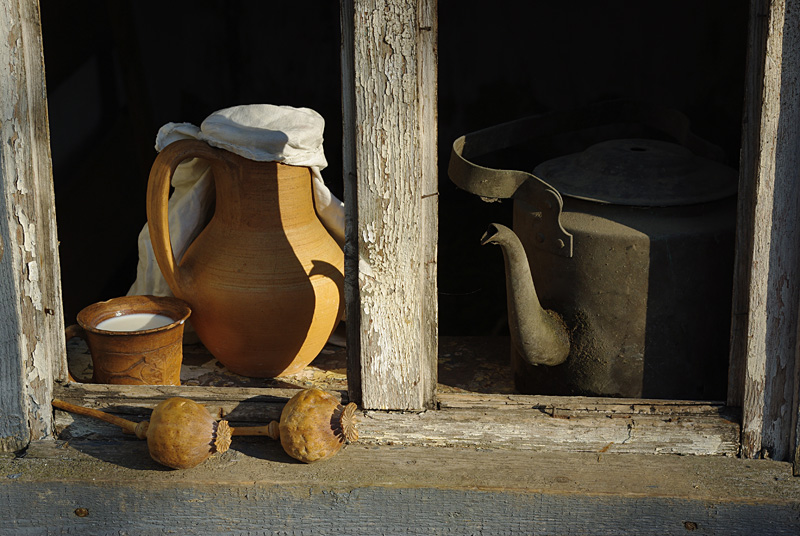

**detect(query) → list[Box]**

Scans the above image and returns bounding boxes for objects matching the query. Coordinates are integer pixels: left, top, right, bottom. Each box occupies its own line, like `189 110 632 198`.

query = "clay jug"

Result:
146 139 344 377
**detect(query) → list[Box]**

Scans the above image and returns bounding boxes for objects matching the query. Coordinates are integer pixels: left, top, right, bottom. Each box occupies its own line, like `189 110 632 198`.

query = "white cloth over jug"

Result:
128 104 345 299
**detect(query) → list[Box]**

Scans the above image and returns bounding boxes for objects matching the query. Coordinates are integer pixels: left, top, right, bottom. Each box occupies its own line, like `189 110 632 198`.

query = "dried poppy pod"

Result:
143 397 232 469
233 388 357 462
278 388 358 463
52 397 231 470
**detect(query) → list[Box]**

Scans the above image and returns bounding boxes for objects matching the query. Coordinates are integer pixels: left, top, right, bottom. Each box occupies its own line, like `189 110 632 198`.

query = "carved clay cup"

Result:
66 295 191 385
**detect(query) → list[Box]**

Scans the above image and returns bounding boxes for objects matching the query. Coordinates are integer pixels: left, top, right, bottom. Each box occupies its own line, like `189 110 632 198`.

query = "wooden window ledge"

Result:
2 440 799 534
60 336 741 457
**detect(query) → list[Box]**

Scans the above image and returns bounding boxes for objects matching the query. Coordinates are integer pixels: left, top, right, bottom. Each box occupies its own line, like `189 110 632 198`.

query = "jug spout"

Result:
481 223 570 367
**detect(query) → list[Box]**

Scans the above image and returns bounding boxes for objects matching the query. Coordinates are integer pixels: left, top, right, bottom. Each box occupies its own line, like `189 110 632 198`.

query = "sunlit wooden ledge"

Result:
2 439 798 534
57 335 740 456
53 389 739 457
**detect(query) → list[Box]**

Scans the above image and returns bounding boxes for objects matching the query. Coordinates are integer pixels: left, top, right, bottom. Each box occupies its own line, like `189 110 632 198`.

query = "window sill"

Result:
2 439 798 533
59 336 739 457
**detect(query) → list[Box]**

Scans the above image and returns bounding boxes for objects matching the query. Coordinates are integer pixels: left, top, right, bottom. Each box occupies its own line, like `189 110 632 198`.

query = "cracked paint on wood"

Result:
733 0 800 463
343 0 438 410
0 0 64 451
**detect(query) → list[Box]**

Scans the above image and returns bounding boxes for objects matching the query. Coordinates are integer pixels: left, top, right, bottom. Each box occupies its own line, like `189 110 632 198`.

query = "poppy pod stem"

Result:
53 397 231 469
52 398 147 439
230 420 281 440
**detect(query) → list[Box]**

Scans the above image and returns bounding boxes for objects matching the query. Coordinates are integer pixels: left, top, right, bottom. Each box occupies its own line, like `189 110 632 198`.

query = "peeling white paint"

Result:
15 171 28 195
347 0 437 410
24 260 42 309
1 0 62 448
26 338 46 384
14 204 36 252
11 202 42 311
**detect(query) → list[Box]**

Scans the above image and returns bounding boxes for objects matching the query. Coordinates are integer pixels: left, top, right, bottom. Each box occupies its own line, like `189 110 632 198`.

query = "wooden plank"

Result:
52 385 739 456
340 0 362 405
728 1 769 411
438 392 732 415
341 0 438 411
2 441 799 535
358 408 739 456
54 383 727 418
733 0 800 462
0 0 65 451
417 0 439 411
52 383 327 425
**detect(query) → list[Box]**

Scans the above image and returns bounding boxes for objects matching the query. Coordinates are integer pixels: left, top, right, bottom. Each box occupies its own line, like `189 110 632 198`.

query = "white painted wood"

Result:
55 406 740 457
0 0 65 451
341 0 438 410
356 405 739 456
732 0 800 462
418 0 439 412
728 0 770 412
52 384 739 456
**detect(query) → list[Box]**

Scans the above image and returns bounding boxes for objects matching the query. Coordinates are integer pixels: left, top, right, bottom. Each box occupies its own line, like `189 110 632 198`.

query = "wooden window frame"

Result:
1 0 798 470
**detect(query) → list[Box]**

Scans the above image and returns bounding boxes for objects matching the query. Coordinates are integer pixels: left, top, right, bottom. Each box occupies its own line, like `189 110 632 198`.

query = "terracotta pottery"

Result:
66 295 191 385
146 139 344 378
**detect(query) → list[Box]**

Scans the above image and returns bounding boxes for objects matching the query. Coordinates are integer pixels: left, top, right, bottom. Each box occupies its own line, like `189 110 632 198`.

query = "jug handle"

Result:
146 139 226 293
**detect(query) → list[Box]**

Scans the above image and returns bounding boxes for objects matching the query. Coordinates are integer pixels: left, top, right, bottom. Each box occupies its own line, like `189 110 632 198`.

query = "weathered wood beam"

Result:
728 2 770 411
3 441 799 534
730 0 800 463
52 384 740 456
0 0 65 451
341 0 438 410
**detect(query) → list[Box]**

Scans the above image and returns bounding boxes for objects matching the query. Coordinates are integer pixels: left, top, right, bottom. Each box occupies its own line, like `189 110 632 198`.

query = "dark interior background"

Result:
40 1 749 336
